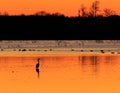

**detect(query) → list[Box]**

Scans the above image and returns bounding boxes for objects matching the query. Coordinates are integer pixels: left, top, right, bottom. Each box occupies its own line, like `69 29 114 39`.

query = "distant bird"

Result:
36 58 40 69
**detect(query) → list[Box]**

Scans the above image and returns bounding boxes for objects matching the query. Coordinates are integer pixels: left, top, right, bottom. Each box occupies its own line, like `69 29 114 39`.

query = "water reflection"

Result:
36 68 40 78
81 56 98 65
0 55 120 93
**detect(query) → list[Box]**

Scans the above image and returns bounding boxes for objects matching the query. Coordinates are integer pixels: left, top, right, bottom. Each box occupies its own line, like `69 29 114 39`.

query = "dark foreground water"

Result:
0 55 120 93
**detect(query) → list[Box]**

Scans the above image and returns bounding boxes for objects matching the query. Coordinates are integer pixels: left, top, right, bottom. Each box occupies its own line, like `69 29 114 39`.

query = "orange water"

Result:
0 55 120 93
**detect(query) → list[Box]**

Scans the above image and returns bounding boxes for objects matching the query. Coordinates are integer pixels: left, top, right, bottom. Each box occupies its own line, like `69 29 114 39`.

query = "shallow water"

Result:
0 55 120 93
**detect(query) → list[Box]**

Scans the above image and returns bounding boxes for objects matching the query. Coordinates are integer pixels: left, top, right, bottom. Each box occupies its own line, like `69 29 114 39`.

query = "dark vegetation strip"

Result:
0 15 120 40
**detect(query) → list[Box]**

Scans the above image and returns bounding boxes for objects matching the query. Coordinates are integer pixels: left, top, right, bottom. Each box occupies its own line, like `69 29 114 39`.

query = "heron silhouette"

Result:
36 58 40 78
36 58 40 69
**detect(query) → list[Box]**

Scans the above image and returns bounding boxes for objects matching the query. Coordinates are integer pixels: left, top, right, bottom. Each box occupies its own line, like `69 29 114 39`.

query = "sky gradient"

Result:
0 0 120 16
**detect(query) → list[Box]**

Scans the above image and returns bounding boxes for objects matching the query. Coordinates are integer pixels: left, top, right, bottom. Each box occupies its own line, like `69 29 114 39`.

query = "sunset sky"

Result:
0 0 120 16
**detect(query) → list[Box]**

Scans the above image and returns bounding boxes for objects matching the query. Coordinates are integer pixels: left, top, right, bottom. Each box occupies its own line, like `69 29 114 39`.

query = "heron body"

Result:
36 62 39 69
36 58 40 69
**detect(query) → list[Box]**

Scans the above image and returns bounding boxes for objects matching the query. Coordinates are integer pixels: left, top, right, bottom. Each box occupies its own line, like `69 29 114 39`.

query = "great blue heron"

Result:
36 58 40 78
36 58 40 69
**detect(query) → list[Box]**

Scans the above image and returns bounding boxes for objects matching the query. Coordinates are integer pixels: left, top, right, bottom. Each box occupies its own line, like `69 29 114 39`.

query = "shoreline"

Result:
0 50 119 57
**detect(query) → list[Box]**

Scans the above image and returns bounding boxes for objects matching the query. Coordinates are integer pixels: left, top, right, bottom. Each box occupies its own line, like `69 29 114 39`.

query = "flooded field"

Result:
0 55 120 93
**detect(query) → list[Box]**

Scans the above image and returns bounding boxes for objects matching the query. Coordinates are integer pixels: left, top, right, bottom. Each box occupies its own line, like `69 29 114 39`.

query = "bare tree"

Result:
1 12 9 16
35 11 50 16
78 9 80 17
0 12 2 16
89 0 100 17
80 4 87 17
52 12 64 17
103 8 116 17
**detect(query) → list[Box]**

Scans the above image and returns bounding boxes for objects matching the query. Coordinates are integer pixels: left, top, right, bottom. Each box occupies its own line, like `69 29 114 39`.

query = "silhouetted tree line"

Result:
0 0 120 39
78 0 117 17
0 0 118 17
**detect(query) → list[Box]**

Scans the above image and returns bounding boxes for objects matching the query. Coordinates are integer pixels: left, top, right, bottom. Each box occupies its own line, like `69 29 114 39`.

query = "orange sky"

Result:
0 0 120 16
